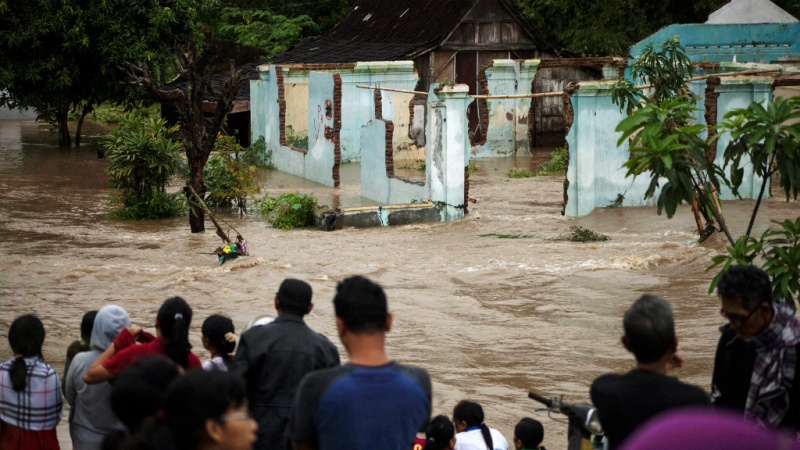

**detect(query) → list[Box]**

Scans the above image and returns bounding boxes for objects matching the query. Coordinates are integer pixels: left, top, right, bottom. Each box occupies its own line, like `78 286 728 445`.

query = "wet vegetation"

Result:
556 226 610 242
103 114 186 220
255 193 319 230
536 147 568 176
203 136 263 215
607 193 625 208
399 160 427 171
478 233 536 239
506 167 535 178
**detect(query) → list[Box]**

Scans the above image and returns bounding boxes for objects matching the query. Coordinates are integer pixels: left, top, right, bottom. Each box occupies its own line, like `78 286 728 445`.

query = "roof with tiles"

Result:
273 0 549 63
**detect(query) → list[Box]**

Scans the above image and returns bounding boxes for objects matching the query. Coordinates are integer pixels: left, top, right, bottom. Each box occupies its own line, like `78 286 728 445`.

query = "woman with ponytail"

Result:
0 315 62 449
425 415 457 450
452 400 509 450
84 297 201 384
201 314 236 371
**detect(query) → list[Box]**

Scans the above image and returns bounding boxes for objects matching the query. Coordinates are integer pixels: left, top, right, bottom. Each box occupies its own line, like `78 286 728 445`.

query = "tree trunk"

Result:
75 103 93 147
57 105 71 147
186 166 206 233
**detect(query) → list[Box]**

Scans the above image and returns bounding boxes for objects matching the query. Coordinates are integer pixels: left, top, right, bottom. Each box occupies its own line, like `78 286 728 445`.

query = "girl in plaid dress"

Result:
0 315 62 449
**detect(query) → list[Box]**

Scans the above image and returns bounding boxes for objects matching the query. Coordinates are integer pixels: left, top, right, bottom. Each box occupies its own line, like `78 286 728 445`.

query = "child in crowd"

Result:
201 314 237 371
453 400 509 450
126 369 257 450
425 415 457 450
0 315 63 450
63 310 98 381
513 418 545 450
84 296 202 384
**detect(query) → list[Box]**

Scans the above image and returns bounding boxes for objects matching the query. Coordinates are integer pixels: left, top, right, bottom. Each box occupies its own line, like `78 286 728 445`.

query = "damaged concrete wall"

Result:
564 65 782 217
471 60 540 158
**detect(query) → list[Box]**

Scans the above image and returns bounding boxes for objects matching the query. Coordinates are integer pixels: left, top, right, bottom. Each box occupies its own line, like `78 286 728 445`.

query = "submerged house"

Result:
273 0 598 147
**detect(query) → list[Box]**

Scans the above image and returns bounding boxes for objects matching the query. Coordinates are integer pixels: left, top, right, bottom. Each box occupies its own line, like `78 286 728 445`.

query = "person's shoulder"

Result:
591 372 624 390
672 378 710 402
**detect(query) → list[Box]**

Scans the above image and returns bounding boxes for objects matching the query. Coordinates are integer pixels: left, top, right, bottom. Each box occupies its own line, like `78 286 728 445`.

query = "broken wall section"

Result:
563 63 783 217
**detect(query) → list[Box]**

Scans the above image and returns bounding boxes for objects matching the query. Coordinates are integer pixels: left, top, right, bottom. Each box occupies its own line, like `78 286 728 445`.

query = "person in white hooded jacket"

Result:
64 305 131 450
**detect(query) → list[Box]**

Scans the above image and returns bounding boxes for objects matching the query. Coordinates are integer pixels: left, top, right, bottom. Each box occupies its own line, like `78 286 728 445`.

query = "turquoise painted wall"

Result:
630 23 800 64
564 69 777 217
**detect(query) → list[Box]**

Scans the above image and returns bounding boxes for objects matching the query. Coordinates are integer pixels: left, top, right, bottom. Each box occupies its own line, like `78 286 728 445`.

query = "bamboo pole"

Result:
186 185 231 244
470 92 565 99
635 68 781 90
356 85 428 95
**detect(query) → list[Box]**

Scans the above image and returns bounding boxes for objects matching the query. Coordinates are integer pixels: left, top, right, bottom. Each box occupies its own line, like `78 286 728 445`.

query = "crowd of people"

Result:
0 265 799 450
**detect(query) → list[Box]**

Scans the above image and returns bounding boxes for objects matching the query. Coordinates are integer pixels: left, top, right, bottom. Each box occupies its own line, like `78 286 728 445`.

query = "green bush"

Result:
103 114 185 220
506 167 535 178
557 225 609 242
536 147 568 176
255 193 318 230
243 136 273 169
204 135 262 213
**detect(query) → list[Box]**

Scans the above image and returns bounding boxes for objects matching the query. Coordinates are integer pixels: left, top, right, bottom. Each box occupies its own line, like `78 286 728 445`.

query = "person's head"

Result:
80 310 98 345
514 418 544 450
453 400 493 449
110 355 181 433
622 295 676 363
425 415 456 450
275 278 313 316
90 305 131 351
333 275 391 334
7 314 45 392
202 315 236 363
156 296 193 367
718 265 773 339
158 370 256 450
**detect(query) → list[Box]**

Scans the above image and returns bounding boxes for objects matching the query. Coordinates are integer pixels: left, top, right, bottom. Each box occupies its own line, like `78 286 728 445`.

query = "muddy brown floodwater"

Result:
1 119 799 449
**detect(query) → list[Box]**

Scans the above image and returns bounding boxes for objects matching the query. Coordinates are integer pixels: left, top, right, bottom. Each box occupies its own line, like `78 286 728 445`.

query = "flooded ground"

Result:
1 119 799 449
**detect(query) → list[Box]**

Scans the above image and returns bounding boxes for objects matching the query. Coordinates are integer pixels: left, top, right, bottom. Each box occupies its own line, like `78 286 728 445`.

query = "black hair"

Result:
156 297 193 368
201 315 235 368
623 294 675 363
7 314 45 392
515 417 544 449
718 265 773 311
453 400 493 450
425 415 455 450
333 275 388 333
126 370 247 450
110 355 181 433
81 310 99 343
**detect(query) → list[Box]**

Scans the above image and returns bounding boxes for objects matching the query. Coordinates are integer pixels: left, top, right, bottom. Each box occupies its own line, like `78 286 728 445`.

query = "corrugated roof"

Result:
274 0 549 63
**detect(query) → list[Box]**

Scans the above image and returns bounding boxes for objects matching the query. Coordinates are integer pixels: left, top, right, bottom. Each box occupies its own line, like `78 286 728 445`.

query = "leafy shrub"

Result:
104 114 185 219
204 135 262 213
557 225 609 242
285 126 308 150
536 147 568 176
506 167 535 178
243 136 273 169
255 193 318 230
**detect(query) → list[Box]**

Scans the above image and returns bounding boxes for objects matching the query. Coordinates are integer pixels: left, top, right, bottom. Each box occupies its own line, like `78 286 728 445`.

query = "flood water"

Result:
1 119 799 449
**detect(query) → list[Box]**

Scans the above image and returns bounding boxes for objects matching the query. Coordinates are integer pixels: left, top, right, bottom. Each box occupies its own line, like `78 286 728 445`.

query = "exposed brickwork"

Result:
464 166 470 214
374 88 383 120
280 63 357 71
381 118 425 187
528 70 539 148
704 76 721 162
275 66 287 147
472 60 495 146
694 61 721 71
332 74 342 187
560 81 580 216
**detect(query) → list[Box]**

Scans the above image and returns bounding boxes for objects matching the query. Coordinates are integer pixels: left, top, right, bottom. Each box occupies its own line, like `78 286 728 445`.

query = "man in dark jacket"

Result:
591 294 710 449
713 265 800 429
231 278 340 450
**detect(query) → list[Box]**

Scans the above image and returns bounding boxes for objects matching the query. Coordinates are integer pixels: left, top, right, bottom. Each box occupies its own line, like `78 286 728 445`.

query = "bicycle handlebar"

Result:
528 391 554 408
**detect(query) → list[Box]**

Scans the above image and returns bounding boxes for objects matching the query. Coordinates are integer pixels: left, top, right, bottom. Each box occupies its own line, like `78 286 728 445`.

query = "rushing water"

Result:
1 119 799 449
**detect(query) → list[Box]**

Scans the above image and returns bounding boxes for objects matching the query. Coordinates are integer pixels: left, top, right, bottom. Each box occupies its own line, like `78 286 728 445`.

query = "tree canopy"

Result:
0 0 208 146
515 0 800 57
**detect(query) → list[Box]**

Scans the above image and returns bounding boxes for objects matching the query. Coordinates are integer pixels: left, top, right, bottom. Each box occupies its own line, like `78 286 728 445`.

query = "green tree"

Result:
612 37 800 306
104 114 185 219
204 135 262 215
0 0 203 147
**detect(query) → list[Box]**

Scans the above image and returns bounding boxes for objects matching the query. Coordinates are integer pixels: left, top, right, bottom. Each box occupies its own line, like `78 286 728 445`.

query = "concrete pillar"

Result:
429 85 469 221
472 60 518 158
516 60 540 156
714 76 774 200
